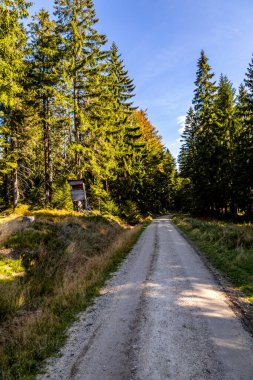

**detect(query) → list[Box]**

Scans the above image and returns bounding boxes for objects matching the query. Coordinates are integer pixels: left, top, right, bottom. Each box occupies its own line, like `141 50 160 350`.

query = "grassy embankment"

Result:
0 206 145 379
172 214 253 304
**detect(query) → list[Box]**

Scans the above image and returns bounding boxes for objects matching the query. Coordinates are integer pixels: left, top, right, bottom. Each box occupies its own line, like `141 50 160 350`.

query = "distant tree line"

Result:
179 51 253 218
0 0 176 218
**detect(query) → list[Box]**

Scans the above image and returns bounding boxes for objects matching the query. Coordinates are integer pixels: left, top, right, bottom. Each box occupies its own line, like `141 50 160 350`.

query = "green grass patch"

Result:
172 214 253 304
0 213 146 379
0 258 24 278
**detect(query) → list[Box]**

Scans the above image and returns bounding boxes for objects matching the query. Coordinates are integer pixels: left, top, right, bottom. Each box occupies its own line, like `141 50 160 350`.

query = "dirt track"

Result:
38 216 253 380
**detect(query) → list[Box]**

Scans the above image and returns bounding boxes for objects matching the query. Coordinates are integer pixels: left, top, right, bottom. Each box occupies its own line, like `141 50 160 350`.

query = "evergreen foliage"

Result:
0 0 31 209
3 3 251 219
0 0 176 218
28 9 62 205
179 51 253 218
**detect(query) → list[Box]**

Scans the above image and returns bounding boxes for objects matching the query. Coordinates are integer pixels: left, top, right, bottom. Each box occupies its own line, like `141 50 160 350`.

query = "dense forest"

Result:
179 51 253 218
0 1 252 220
0 0 176 218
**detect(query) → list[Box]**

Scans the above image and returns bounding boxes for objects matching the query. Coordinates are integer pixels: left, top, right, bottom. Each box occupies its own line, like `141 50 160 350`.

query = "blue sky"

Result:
29 0 253 161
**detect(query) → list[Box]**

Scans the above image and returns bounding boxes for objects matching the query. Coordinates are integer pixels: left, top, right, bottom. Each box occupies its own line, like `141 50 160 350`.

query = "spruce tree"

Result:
241 57 253 216
191 50 217 213
107 42 136 111
233 84 248 213
179 107 197 178
193 50 217 117
215 75 236 215
54 0 107 180
0 0 31 208
28 9 61 205
99 43 141 206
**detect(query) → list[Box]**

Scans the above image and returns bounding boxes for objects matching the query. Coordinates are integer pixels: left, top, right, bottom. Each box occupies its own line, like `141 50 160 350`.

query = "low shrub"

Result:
121 200 141 224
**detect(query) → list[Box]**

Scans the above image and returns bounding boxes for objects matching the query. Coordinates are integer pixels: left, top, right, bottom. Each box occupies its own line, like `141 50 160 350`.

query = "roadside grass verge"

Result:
0 205 31 244
172 214 253 304
0 211 145 379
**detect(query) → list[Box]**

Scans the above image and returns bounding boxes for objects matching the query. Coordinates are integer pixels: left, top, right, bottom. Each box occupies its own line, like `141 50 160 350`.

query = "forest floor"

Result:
0 207 143 379
36 216 253 380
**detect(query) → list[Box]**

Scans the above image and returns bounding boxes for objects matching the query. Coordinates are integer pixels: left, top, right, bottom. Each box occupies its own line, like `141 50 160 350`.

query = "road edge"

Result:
170 216 253 339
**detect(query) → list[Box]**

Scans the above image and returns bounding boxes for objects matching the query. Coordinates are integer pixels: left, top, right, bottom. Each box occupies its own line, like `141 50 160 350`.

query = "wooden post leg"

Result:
83 185 88 210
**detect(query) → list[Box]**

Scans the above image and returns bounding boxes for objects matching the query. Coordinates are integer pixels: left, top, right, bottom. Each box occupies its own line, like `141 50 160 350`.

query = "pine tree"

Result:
0 0 31 208
106 42 138 158
241 57 253 216
54 0 107 180
193 50 217 118
178 107 201 211
233 84 247 213
0 1 177 215
179 107 197 178
28 9 62 205
95 43 141 207
215 74 236 215
191 50 217 213
107 42 136 111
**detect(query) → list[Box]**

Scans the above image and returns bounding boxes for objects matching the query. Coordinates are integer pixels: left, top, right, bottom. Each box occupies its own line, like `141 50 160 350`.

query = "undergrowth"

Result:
172 214 253 303
0 210 145 379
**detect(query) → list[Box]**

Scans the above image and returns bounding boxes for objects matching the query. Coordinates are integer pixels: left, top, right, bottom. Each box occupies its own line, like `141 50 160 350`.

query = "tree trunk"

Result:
11 125 19 209
73 77 81 179
105 179 109 193
43 97 53 206
3 173 9 207
12 167 19 209
83 184 88 210
229 121 237 220
230 197 237 219
2 140 9 207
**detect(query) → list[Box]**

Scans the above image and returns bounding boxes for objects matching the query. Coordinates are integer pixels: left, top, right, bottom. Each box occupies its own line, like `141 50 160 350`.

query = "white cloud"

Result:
176 115 186 134
165 140 182 164
165 115 186 162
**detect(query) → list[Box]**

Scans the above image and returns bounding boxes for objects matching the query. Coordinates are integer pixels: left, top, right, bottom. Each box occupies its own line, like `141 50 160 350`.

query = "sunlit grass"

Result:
0 204 31 221
0 211 145 379
0 258 24 279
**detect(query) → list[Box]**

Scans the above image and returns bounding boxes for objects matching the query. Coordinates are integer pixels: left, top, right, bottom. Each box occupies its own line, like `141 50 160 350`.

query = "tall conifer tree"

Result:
241 57 253 215
215 75 236 215
28 9 61 205
0 0 31 208
191 50 217 213
54 0 107 179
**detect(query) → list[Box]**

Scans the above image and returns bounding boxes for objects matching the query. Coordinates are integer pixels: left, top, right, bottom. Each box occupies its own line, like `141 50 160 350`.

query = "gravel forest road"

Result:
39 216 253 380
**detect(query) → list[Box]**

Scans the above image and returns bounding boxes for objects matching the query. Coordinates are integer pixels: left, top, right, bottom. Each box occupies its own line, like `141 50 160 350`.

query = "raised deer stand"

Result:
68 179 88 212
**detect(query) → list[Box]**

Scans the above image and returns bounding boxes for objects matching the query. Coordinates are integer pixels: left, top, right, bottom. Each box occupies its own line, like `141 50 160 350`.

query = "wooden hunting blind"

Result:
68 179 88 211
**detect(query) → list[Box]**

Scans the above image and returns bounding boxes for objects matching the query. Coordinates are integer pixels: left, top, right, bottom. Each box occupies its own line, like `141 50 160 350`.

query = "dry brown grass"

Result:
0 218 25 246
0 211 143 379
